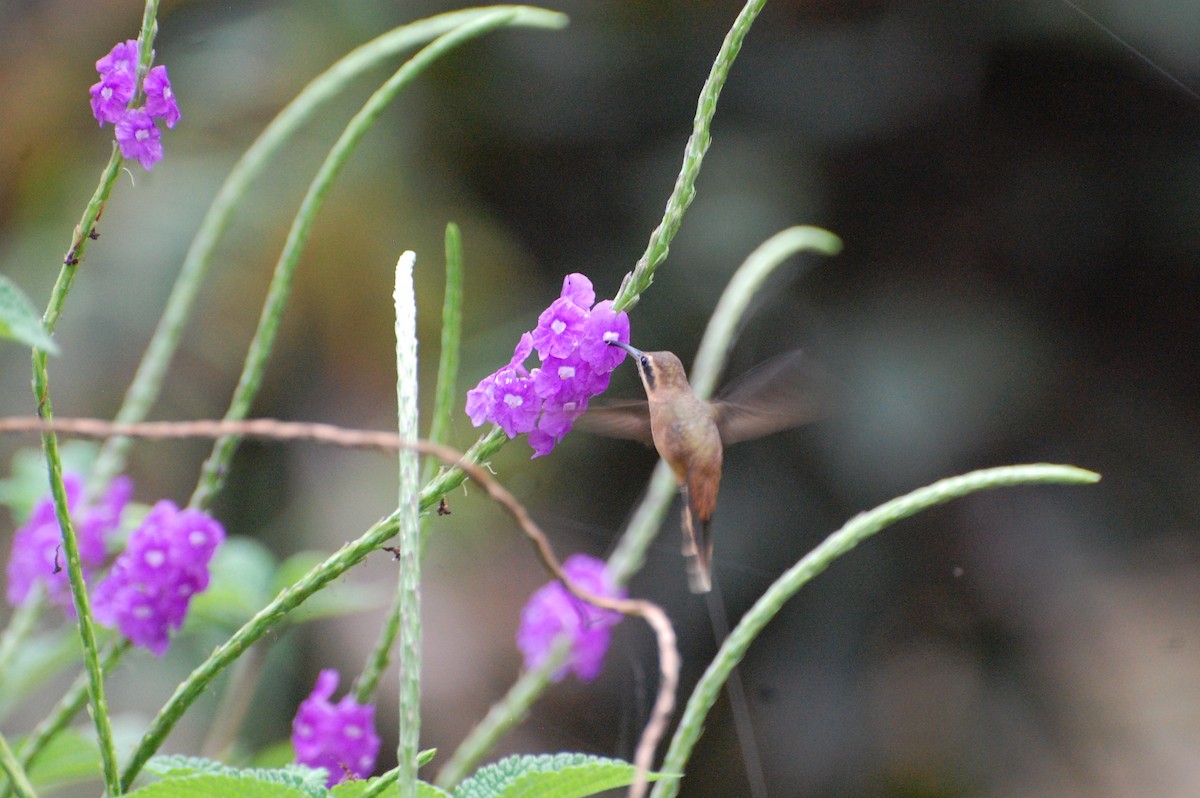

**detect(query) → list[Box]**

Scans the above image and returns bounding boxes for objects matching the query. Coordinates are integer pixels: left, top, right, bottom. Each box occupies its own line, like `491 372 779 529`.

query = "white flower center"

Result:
101 87 113 101
136 128 150 142
602 331 618 343
504 394 523 408
144 550 166 568
557 366 575 380
551 320 566 335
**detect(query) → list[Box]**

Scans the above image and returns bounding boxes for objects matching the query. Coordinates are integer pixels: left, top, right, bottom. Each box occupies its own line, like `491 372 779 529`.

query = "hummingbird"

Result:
583 342 828 592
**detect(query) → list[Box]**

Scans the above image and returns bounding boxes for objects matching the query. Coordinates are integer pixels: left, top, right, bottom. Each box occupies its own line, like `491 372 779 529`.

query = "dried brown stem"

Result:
0 415 678 793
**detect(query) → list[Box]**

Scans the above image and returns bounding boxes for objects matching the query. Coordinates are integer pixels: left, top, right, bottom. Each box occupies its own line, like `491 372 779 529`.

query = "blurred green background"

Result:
3 1 1200 796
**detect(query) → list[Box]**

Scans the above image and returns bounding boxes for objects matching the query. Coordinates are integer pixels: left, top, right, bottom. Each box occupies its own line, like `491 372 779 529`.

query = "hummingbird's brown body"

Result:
642 351 724 591
587 343 827 592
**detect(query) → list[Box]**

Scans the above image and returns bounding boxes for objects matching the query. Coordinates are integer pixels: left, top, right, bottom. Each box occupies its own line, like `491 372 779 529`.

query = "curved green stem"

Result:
0 732 36 798
687 226 841 399
426 223 465 481
650 464 1102 798
612 0 769 313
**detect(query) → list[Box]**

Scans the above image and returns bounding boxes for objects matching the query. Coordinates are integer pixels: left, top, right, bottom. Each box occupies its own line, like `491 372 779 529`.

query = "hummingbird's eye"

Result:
640 356 650 368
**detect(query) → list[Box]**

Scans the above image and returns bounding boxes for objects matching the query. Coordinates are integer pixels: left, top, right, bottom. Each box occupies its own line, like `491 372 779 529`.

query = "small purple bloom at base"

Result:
292 670 380 786
516 554 625 682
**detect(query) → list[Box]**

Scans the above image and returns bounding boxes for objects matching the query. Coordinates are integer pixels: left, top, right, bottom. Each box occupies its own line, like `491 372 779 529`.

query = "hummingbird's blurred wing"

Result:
575 399 654 444
712 349 833 446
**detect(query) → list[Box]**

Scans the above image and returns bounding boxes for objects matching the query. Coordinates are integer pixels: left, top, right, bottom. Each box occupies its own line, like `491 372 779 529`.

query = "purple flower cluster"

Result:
292 670 380 786
6 473 132 611
516 554 625 683
91 500 224 655
89 39 180 170
466 274 630 457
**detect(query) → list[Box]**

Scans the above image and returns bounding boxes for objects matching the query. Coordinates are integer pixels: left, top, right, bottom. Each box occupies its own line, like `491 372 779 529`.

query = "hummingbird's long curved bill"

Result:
609 341 643 358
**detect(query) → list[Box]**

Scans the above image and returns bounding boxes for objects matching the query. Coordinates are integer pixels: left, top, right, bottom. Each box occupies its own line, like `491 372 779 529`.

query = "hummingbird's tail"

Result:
681 505 713 593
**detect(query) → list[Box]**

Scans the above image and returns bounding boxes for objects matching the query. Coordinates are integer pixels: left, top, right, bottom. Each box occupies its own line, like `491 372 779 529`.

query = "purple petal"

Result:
114 109 163 170
143 65 180 128
560 273 595 309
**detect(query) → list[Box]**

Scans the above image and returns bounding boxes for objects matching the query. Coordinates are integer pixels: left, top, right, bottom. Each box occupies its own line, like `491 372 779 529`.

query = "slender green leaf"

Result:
0 275 58 354
187 537 278 627
23 727 99 790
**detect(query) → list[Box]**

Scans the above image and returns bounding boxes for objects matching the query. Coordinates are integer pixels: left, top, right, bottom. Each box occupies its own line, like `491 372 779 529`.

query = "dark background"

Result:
3 1 1200 796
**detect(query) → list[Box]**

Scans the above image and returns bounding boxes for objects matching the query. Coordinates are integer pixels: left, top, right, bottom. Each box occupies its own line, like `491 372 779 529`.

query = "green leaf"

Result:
0 443 99 521
453 753 675 798
0 627 81 718
25 726 101 790
125 773 317 798
187 537 278 627
247 739 297 769
141 756 328 798
0 274 58 354
331 778 450 798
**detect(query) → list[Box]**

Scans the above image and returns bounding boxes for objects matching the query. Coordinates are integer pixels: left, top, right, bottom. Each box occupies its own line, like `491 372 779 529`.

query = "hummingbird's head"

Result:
609 341 689 398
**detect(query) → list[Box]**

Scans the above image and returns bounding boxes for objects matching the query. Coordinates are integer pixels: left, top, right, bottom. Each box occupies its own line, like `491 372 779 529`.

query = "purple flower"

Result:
533 355 604 403
143 65 180 128
91 501 223 655
89 72 136 126
114 109 163 170
578 300 631 372
96 39 139 74
292 670 380 786
6 474 132 611
531 297 588 360
89 40 138 125
527 396 588 458
89 38 180 169
469 366 540 438
466 275 630 457
516 554 625 682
